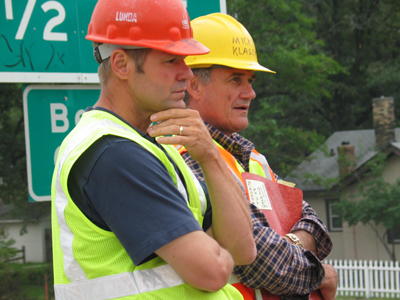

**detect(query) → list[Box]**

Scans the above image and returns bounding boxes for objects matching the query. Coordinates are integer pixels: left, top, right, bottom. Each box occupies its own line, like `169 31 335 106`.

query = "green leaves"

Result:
0 234 21 299
0 83 50 222
0 234 17 262
336 153 400 260
228 0 343 176
0 83 27 205
227 0 400 177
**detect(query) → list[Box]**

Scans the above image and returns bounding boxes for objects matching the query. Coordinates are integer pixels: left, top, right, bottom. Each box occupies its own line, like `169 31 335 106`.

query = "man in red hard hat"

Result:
51 1 256 299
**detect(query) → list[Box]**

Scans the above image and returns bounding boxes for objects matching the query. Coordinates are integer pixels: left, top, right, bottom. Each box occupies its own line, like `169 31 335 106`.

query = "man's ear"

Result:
109 49 131 80
186 76 202 101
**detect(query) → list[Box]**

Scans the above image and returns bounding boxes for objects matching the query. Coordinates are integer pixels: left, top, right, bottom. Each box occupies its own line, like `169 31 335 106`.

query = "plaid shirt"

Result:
181 123 333 297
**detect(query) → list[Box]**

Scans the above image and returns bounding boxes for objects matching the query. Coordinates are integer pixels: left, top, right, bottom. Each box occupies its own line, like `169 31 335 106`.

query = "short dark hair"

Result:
93 42 151 86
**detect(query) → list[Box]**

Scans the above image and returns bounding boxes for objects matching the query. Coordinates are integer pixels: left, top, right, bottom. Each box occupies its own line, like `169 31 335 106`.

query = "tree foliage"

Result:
0 234 54 299
0 235 22 299
337 153 400 260
0 84 50 221
227 0 344 176
302 0 400 131
227 0 400 177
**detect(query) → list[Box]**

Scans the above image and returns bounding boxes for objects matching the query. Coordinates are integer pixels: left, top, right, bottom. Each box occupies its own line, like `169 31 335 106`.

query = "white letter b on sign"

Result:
50 103 69 133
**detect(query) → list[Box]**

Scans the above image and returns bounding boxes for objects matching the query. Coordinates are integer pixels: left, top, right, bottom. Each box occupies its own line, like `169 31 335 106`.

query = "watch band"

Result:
285 233 303 248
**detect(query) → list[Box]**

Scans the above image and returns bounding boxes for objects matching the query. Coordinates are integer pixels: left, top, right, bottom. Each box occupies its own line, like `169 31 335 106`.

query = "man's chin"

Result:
235 120 249 132
174 99 187 109
165 100 186 110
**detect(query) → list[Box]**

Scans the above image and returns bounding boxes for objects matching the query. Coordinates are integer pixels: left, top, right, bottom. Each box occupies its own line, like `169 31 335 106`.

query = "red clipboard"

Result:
241 172 324 300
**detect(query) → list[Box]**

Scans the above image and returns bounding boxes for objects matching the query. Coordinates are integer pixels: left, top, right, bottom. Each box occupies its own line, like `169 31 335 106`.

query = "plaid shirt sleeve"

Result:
233 203 325 296
291 200 333 260
181 151 204 181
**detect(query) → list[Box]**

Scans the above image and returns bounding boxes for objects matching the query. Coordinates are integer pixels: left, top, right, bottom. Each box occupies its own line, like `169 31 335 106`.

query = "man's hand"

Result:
317 263 338 300
282 231 337 300
147 108 220 164
148 108 256 265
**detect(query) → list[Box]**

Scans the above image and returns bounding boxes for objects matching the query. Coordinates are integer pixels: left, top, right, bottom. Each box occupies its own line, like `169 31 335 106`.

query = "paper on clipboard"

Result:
241 172 324 300
242 172 302 235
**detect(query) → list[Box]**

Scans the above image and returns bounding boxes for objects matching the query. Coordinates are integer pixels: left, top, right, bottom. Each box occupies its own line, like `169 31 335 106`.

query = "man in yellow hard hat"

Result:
179 13 338 300
51 2 256 299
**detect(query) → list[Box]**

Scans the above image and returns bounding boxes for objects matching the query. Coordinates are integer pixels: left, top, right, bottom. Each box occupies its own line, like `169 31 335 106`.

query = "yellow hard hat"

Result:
185 13 275 73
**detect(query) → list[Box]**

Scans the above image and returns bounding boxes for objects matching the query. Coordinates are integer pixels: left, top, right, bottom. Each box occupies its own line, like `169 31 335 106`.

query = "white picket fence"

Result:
325 259 400 299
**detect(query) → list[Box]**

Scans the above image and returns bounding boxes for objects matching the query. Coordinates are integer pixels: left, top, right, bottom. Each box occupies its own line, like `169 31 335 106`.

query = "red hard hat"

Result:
86 0 210 57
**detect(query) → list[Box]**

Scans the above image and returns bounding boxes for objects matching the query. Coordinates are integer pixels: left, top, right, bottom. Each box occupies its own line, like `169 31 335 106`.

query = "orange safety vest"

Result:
176 142 274 300
176 142 276 192
176 143 323 300
175 141 323 300
212 143 276 300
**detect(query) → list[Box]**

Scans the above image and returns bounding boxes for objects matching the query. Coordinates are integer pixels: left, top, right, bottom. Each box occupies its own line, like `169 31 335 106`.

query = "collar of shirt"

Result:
90 106 158 143
204 122 255 172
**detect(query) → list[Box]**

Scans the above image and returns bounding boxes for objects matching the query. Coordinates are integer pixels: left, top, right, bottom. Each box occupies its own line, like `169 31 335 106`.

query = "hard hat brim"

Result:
187 59 276 73
186 13 275 74
86 36 210 57
151 38 210 56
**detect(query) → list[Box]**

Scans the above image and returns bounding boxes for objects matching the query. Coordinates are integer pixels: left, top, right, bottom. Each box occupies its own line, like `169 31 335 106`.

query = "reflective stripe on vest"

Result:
54 264 185 300
213 142 276 300
250 150 275 182
53 114 207 299
212 141 276 187
164 144 207 215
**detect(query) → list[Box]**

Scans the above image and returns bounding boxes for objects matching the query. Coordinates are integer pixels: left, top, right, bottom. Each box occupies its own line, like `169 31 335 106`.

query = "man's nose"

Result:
241 83 256 100
177 60 193 81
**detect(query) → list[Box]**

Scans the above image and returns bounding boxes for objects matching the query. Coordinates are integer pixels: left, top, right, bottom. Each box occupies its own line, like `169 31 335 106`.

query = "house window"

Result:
326 200 343 232
387 227 400 244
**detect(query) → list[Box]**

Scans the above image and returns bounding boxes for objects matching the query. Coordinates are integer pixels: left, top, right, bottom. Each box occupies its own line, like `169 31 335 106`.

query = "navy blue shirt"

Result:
68 108 211 266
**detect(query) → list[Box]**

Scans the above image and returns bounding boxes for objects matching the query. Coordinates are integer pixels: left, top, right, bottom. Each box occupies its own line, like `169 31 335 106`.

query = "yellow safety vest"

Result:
51 109 243 300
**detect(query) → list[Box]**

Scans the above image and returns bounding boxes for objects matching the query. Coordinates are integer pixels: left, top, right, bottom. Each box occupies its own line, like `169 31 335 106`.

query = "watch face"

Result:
286 233 303 247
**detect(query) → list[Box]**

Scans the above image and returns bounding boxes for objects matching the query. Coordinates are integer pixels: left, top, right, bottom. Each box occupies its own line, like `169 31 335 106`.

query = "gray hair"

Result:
184 68 213 105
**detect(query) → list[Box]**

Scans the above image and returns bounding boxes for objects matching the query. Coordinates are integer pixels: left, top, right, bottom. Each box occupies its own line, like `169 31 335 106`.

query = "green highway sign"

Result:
23 85 100 201
1 0 99 83
186 0 226 19
20 0 227 201
1 0 226 83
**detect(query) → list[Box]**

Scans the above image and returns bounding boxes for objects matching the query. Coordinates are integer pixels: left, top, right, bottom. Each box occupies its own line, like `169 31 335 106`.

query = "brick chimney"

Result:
372 97 395 148
337 141 356 178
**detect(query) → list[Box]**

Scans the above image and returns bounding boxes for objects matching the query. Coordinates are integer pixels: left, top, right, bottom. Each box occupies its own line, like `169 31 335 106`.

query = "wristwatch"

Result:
285 233 303 248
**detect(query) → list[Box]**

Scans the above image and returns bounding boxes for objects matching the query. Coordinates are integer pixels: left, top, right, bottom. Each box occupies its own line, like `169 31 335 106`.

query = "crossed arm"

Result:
148 108 256 291
234 202 338 300
285 230 338 300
